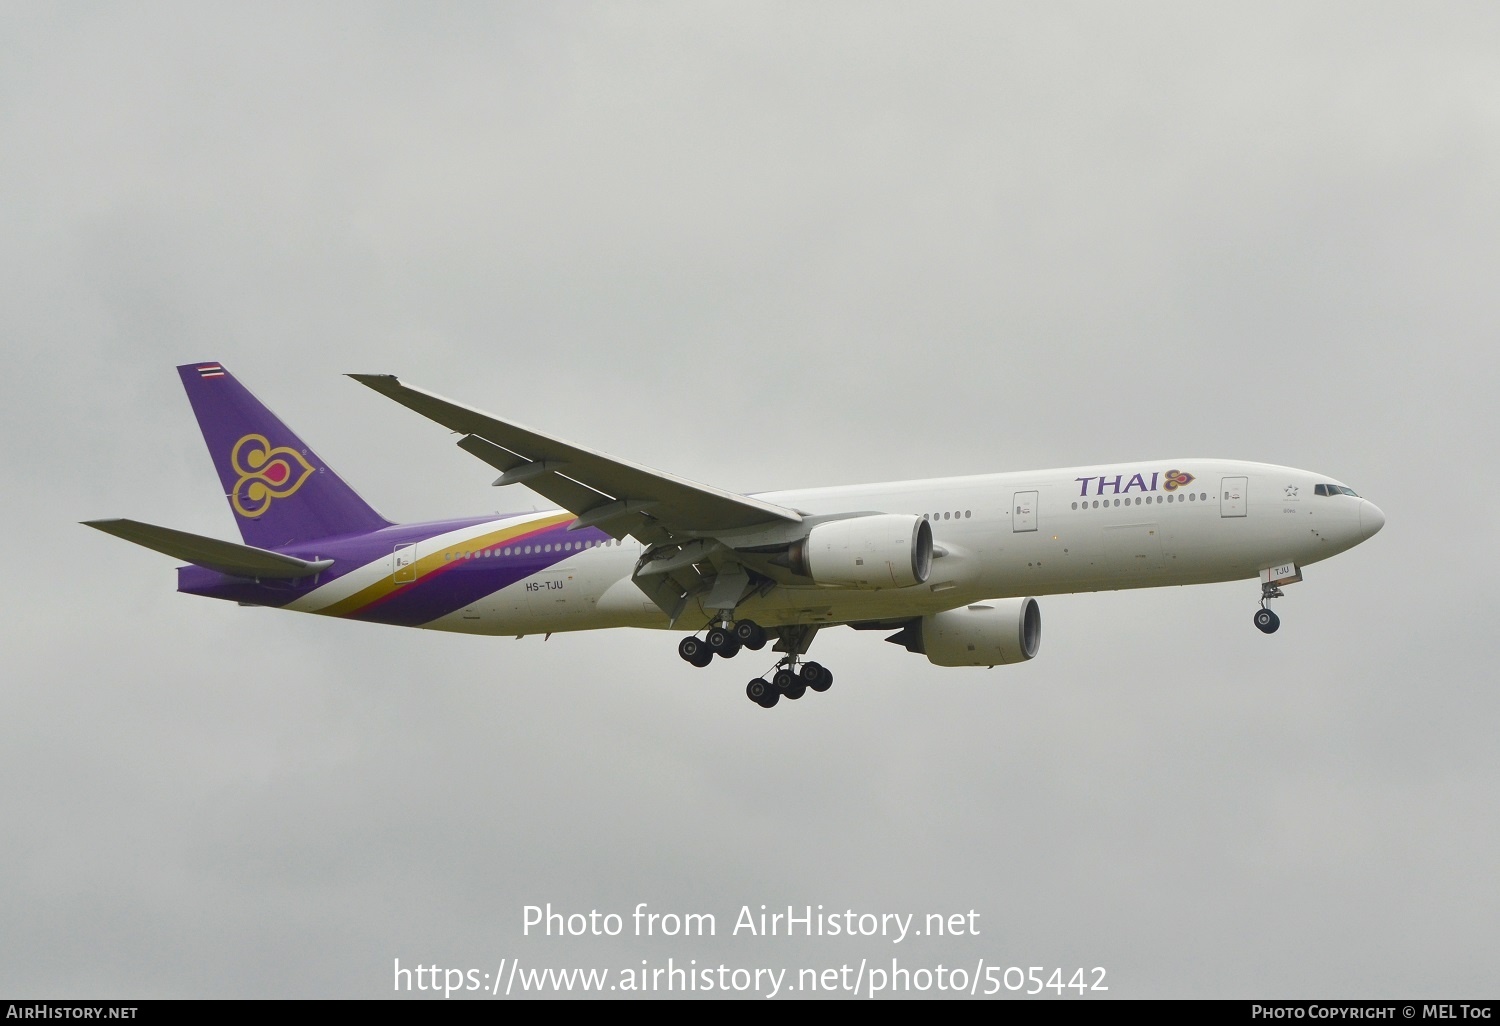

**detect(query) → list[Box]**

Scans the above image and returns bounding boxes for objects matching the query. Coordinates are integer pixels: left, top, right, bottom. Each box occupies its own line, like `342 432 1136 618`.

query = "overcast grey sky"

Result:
3 2 1497 999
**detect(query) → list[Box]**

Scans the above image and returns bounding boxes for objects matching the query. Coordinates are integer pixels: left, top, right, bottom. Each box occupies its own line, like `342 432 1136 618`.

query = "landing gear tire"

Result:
1254 608 1280 634
772 669 797 692
806 664 833 693
734 620 768 651
679 636 713 666
783 681 807 700
746 679 778 708
706 626 741 658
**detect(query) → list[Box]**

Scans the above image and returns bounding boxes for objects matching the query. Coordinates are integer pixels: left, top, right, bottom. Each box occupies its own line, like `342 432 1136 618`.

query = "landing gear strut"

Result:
1254 581 1283 634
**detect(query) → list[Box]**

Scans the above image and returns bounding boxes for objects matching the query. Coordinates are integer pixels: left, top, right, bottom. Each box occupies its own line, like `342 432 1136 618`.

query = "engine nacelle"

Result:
917 598 1041 666
788 514 933 588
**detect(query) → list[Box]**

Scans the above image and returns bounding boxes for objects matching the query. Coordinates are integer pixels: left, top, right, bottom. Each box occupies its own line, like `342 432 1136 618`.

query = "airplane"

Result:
85 362 1385 709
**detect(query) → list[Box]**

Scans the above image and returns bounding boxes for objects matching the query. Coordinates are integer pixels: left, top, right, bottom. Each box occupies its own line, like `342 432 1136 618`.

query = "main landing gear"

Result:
1254 581 1283 635
676 619 767 666
746 660 833 709
678 620 834 709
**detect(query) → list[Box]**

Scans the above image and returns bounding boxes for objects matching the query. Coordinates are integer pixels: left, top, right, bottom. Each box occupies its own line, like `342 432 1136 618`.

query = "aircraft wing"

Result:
349 374 802 545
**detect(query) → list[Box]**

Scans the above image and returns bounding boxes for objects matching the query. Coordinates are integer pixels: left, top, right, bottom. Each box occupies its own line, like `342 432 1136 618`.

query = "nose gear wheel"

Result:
1254 581 1284 634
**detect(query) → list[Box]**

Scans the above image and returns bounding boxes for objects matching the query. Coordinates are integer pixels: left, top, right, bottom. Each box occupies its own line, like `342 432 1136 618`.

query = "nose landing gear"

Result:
1253 564 1303 635
1254 581 1283 634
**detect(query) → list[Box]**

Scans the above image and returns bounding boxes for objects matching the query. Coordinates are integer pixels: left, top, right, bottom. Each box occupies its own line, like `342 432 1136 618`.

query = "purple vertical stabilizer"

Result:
178 362 392 548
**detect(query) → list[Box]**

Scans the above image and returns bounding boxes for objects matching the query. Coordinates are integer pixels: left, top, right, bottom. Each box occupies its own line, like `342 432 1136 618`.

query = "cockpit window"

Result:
1314 483 1360 497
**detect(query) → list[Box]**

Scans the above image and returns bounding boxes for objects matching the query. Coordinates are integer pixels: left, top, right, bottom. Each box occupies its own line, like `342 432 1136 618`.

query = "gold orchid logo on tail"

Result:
230 434 315 517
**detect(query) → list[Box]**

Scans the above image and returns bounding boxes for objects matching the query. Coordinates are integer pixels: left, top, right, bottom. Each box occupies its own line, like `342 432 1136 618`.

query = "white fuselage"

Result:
316 458 1378 636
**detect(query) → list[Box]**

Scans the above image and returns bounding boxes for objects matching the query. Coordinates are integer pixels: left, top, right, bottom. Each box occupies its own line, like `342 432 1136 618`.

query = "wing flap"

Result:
83 519 334 579
456 434 611 513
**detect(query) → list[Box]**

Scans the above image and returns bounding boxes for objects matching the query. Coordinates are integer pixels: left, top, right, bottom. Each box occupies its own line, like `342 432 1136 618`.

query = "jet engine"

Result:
890 598 1042 666
787 514 933 589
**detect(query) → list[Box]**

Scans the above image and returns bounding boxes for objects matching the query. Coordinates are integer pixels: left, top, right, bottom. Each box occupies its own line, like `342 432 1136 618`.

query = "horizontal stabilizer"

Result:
83 519 334 579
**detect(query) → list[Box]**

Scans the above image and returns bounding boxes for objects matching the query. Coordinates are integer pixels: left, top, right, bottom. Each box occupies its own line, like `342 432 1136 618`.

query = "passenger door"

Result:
1220 477 1247 517
1012 491 1038 532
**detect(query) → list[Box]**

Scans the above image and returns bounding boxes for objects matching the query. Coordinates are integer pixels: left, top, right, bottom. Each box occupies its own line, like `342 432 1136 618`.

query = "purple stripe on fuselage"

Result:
345 521 611 626
176 515 500 608
175 515 615 628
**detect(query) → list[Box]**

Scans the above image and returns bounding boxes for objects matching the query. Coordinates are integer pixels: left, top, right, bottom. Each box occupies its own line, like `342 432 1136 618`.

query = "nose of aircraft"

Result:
1359 499 1386 539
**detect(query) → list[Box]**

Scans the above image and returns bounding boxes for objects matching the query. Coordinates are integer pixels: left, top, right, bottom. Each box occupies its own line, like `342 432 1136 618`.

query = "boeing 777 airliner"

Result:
86 364 1384 708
